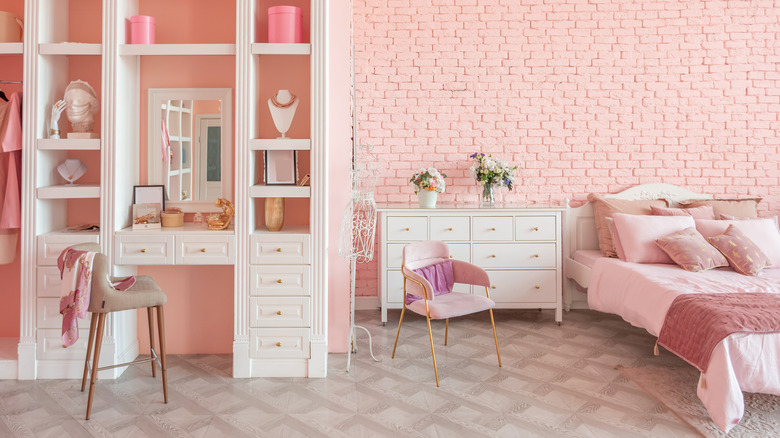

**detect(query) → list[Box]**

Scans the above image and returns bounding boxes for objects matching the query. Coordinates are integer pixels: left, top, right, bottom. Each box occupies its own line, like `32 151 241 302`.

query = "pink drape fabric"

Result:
58 248 96 347
0 91 22 264
407 260 454 304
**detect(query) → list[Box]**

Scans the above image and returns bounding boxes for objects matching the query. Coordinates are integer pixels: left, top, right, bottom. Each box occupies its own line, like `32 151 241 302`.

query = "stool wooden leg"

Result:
86 313 106 420
156 305 168 403
147 307 156 378
81 313 99 392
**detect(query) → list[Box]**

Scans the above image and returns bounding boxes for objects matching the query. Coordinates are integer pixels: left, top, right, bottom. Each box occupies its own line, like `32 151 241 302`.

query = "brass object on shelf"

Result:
206 198 234 230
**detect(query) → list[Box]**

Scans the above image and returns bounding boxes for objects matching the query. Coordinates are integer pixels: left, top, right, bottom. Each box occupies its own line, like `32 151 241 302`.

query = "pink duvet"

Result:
588 258 780 432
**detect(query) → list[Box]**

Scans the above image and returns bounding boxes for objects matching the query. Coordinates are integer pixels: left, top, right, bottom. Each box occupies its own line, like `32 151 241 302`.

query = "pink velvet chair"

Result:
391 240 501 386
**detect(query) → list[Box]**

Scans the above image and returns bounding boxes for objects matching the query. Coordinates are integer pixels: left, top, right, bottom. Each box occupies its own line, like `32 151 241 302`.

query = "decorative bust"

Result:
57 158 87 185
64 80 99 135
268 89 298 138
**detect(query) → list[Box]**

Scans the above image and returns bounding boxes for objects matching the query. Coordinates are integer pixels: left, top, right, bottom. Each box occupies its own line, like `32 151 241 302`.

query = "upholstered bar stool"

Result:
70 243 169 420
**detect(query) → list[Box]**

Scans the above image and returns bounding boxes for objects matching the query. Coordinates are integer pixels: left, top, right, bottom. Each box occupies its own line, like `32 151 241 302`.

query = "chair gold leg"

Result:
444 318 449 346
488 309 501 367
391 307 406 359
426 313 439 386
86 313 106 420
147 307 156 378
156 305 168 403
81 313 98 392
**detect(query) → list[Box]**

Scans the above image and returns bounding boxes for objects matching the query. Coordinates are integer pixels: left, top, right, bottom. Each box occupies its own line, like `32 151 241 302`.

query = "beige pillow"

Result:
679 198 761 219
587 193 668 258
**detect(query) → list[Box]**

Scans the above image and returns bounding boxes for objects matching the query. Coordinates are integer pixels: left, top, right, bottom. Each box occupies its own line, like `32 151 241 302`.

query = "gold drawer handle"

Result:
404 227 410 231
490 254 496 258
533 254 540 258
491 285 497 289
448 227 453 231
449 254 453 259
140 248 147 253
276 279 283 284
533 227 539 231
275 342 282 347
200 248 206 253
276 248 282 252
490 227 496 231
276 311 283 315
535 285 541 289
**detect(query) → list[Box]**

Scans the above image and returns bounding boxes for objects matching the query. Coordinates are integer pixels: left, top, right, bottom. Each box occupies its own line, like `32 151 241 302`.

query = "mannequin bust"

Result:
57 158 87 185
268 89 299 138
63 80 99 138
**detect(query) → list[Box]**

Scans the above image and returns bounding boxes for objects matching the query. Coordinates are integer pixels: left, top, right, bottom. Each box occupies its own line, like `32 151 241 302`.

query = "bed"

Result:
562 183 780 432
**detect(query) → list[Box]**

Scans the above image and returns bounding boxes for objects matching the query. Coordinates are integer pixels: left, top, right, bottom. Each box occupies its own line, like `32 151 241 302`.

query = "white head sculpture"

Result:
64 80 99 133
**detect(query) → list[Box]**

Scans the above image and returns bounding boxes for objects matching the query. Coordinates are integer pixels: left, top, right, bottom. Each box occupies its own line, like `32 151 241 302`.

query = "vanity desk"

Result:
377 203 564 325
114 224 235 266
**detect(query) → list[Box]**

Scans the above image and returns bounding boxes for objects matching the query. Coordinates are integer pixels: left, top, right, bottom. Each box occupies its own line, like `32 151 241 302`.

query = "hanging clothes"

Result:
0 91 22 264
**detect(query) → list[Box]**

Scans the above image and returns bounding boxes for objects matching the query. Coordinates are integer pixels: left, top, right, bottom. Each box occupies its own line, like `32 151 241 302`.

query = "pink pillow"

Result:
611 213 696 263
654 227 728 272
707 225 770 276
651 204 716 220
605 217 626 260
695 218 780 267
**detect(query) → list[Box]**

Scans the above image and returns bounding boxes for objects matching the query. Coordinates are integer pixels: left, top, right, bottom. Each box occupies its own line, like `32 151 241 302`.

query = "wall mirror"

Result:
148 88 232 212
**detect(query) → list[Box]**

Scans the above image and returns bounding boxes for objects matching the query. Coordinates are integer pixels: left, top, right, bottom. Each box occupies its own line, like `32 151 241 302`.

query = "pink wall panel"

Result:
352 0 780 297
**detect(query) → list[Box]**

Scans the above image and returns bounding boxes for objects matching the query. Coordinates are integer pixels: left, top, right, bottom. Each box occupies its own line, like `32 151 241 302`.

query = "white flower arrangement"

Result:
469 153 518 190
410 167 447 194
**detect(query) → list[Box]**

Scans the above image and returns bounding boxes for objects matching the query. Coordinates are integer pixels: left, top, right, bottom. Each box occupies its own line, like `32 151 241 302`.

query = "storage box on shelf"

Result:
377 204 564 326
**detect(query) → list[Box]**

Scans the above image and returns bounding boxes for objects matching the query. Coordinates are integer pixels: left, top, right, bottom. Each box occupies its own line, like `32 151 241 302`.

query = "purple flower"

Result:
469 153 477 158
504 178 510 185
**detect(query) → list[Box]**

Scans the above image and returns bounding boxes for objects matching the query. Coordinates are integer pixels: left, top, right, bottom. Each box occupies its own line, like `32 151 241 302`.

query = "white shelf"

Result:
39 43 102 55
0 337 17 379
251 43 311 55
250 138 311 151
252 225 309 235
249 185 311 198
37 184 100 199
119 44 236 56
37 138 100 151
117 223 234 235
0 43 23 54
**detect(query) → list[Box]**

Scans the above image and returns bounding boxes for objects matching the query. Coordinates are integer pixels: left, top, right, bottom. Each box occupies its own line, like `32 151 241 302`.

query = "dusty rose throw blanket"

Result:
657 293 780 372
406 260 454 304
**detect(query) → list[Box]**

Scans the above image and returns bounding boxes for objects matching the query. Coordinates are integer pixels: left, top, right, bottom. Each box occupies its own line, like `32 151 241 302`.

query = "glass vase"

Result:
480 183 497 206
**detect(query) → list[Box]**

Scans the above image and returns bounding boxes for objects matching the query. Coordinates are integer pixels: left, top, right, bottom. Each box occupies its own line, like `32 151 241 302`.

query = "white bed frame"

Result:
562 183 712 310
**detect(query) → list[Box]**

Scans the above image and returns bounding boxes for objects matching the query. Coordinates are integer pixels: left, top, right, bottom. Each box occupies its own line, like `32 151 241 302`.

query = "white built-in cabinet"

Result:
12 0 329 380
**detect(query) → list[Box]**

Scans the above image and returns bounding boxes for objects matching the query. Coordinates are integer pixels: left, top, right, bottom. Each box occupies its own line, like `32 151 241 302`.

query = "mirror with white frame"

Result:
148 88 232 212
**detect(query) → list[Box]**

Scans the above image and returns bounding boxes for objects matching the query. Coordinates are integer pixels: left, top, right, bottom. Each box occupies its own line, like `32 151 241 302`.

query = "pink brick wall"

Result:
353 0 780 297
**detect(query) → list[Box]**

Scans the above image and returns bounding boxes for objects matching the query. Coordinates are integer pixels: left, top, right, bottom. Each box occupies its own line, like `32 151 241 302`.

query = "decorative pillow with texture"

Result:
605 217 625 260
679 198 761 218
707 225 770 276
611 213 695 263
720 214 780 229
654 227 728 272
694 218 780 267
587 193 668 258
650 204 716 220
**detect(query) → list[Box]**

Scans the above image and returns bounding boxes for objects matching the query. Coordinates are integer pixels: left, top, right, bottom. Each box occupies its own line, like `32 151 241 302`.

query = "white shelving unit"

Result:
249 138 311 150
0 42 23 54
119 43 236 56
251 43 311 55
37 138 101 150
38 43 102 55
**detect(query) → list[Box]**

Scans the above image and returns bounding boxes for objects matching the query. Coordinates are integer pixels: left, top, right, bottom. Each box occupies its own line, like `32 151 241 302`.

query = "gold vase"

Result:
265 197 284 232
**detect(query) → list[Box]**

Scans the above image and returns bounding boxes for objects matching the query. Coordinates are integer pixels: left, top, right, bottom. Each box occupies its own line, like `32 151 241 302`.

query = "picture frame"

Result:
265 150 297 185
133 185 165 211
132 203 162 230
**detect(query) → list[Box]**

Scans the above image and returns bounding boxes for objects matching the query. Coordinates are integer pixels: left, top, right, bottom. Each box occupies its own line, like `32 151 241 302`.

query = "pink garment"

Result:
0 91 21 230
407 260 454 304
58 248 96 347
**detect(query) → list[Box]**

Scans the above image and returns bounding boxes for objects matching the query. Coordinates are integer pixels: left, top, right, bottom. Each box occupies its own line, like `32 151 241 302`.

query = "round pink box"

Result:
130 15 155 44
268 6 302 43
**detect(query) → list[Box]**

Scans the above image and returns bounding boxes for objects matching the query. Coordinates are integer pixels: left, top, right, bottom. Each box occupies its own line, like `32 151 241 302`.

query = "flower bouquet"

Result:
469 153 517 205
410 167 447 208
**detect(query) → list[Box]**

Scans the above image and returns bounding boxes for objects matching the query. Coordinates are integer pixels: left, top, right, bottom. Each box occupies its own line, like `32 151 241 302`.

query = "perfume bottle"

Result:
193 212 204 226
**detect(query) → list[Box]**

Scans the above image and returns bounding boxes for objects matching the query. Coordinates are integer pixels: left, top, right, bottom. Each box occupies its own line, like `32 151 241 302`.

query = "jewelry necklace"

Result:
271 93 298 108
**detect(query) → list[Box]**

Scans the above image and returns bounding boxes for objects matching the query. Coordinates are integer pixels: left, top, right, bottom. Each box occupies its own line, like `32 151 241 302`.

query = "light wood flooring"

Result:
0 309 701 437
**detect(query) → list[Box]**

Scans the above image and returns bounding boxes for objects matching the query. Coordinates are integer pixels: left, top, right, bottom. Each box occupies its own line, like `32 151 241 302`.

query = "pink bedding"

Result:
572 249 602 269
588 258 780 432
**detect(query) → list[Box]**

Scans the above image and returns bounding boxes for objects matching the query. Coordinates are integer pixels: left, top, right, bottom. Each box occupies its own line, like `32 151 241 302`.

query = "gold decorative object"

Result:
207 198 235 230
133 212 155 224
265 197 284 232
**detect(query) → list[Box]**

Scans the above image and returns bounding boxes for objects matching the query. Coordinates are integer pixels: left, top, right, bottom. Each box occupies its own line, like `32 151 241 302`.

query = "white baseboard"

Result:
355 296 379 311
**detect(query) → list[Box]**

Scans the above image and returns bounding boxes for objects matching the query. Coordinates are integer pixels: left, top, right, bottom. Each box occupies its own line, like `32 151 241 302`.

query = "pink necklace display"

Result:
271 93 298 108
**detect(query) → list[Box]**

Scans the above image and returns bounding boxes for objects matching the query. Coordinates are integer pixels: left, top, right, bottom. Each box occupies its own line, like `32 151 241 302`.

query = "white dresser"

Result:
377 204 564 325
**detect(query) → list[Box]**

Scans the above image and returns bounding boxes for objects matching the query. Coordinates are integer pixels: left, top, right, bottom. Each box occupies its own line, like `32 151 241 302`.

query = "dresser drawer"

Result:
38 267 62 298
386 242 470 269
37 328 90 360
115 235 174 265
249 297 311 327
472 216 513 241
176 235 235 265
37 234 100 266
473 243 557 269
386 216 427 241
430 216 470 241
37 298 64 329
515 216 557 241
486 270 558 304
249 328 310 359
250 266 310 296
251 234 310 265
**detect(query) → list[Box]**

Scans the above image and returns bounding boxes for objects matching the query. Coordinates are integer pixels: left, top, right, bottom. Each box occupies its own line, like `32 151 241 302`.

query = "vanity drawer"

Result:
176 235 235 265
386 216 427 241
251 234 310 265
249 297 311 327
429 216 470 241
37 298 64 329
37 328 90 361
250 266 311 296
115 235 175 265
37 267 62 298
515 216 557 241
386 242 470 268
472 243 557 269
249 328 310 359
472 216 513 241
37 234 99 266
486 270 558 304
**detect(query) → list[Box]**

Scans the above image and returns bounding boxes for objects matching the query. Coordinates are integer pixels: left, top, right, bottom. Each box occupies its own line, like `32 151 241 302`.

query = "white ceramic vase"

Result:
417 190 438 208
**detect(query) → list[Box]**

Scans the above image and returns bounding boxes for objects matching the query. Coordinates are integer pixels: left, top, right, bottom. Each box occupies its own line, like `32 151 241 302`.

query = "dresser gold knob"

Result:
448 227 453 231
533 254 540 258
405 227 410 231
490 254 496 258
276 311 282 315
449 254 453 259
535 285 541 289
533 227 539 231
491 285 497 289
140 248 147 253
276 279 283 284
200 248 206 253
276 248 282 252
490 227 496 231
275 342 282 347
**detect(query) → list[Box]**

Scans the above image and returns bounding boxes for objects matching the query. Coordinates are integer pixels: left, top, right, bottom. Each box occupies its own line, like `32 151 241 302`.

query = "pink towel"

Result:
407 260 454 304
